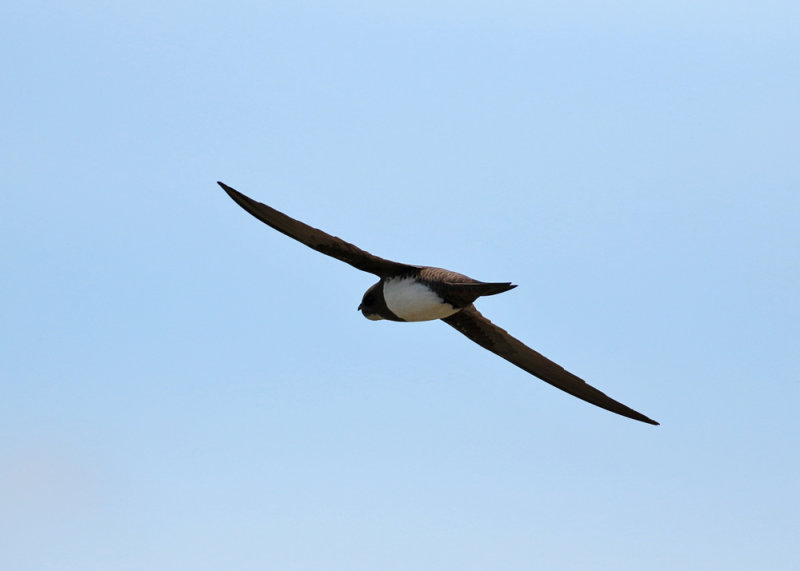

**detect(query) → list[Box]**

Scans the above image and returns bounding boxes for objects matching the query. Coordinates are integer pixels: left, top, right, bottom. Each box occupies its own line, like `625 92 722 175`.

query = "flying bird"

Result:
219 182 658 425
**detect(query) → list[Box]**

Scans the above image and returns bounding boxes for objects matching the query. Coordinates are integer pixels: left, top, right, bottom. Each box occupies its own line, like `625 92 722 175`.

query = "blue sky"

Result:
2 2 798 569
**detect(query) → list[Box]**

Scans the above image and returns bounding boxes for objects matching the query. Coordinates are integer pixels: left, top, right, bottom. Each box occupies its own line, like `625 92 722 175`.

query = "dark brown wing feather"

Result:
443 305 658 425
219 182 418 276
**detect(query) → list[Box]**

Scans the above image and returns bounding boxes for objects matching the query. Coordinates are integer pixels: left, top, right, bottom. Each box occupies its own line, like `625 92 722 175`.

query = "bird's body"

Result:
366 275 459 321
360 268 516 322
219 181 658 425
381 275 457 321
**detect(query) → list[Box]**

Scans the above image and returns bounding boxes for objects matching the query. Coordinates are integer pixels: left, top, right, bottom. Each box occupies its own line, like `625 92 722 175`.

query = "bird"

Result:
219 181 658 425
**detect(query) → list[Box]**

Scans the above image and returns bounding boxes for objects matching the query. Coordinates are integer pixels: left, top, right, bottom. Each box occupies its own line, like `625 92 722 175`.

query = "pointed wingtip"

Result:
619 404 659 425
632 412 660 426
218 181 245 203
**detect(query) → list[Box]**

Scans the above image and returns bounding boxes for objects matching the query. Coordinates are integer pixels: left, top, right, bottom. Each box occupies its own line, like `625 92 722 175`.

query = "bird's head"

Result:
358 282 383 321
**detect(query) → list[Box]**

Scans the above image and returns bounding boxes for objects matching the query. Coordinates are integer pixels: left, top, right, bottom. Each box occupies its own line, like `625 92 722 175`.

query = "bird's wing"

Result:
442 305 658 425
219 182 418 276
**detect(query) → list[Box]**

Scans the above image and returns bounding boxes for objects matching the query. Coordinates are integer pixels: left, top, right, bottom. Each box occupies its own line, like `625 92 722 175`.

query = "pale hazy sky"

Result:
2 2 798 569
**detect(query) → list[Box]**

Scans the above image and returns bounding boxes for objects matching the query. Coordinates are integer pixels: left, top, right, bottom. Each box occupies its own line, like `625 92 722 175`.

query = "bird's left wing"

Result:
219 182 418 276
442 305 659 425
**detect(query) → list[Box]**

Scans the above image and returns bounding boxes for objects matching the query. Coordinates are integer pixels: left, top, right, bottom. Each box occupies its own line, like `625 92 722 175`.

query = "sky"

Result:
2 1 799 569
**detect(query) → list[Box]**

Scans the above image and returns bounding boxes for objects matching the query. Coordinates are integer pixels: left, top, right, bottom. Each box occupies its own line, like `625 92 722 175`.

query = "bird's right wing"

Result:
442 305 659 425
219 182 418 276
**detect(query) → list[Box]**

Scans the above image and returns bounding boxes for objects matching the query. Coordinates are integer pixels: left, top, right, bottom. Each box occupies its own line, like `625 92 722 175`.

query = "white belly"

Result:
383 277 459 322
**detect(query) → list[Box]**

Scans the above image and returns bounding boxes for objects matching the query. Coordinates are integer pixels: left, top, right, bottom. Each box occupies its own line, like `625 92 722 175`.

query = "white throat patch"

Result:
383 277 459 322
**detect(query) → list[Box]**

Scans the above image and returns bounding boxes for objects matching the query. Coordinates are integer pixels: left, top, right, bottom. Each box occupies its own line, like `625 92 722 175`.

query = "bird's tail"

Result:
463 281 517 297
445 281 517 298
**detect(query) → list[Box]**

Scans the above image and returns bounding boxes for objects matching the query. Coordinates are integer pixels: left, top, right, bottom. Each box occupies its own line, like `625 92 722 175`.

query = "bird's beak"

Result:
357 304 362 311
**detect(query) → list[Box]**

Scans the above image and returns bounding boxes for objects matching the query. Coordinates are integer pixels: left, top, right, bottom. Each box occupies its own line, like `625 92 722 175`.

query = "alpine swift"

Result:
219 182 658 425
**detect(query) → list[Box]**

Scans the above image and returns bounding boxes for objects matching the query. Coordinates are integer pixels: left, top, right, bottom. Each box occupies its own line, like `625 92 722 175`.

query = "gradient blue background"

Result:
2 2 798 569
